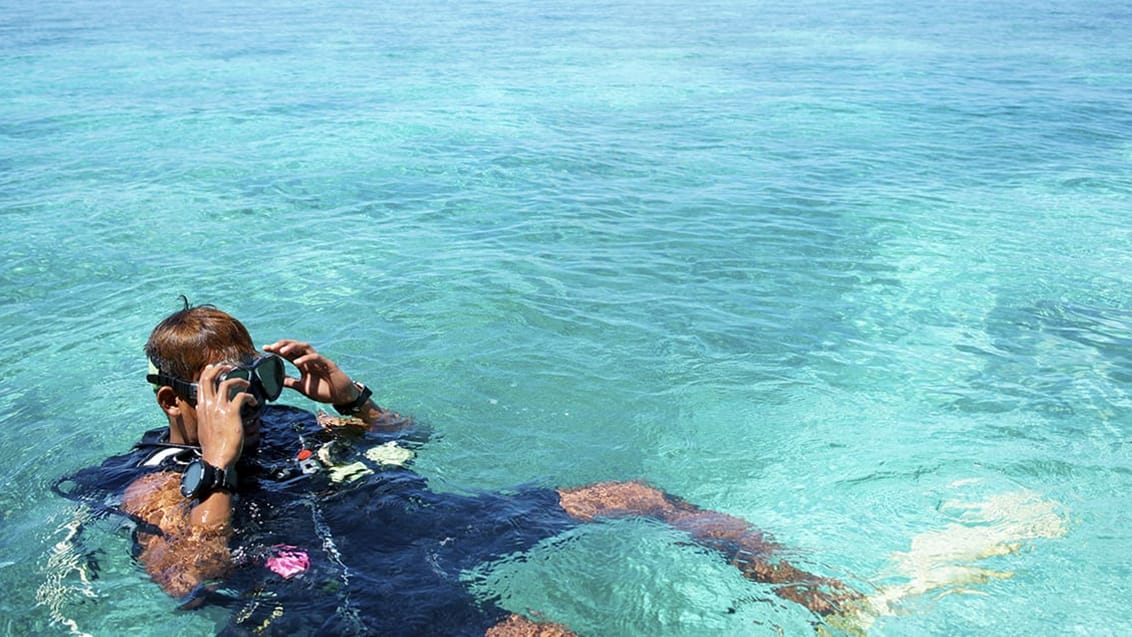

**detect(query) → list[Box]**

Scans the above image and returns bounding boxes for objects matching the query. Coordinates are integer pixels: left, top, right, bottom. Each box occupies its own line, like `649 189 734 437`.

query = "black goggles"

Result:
147 354 286 411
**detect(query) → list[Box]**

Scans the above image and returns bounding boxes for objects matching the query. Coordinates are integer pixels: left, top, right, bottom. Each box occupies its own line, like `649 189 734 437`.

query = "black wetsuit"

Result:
54 405 575 636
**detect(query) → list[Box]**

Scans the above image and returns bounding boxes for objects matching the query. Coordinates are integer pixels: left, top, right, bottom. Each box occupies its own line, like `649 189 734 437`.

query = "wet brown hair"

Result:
144 297 257 384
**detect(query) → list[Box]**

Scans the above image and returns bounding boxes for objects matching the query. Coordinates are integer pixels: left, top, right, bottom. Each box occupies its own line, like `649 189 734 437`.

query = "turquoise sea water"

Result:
2 0 1130 634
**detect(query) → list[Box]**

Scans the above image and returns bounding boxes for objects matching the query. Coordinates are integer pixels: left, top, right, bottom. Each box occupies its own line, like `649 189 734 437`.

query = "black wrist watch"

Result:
334 382 373 416
180 459 238 499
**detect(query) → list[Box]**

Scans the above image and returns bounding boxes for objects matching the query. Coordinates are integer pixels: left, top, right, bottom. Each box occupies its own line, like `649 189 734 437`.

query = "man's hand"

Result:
262 339 359 405
196 363 250 468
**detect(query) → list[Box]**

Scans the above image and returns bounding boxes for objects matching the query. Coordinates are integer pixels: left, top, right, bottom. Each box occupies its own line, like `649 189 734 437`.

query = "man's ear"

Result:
155 386 183 416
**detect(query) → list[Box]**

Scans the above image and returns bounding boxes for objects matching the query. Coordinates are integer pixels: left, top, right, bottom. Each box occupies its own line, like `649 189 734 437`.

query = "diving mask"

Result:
147 354 286 416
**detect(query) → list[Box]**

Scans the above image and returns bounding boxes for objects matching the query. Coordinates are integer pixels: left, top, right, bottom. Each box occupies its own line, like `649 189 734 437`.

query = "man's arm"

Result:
486 614 576 636
124 364 249 598
556 481 862 615
351 395 412 429
121 472 233 599
263 339 411 430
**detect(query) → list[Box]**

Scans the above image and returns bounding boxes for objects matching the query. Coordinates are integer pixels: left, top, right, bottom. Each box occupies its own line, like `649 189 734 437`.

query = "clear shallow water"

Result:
2 0 1130 634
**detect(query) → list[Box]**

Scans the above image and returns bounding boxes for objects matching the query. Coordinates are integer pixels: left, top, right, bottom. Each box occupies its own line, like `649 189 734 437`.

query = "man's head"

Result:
146 301 258 387
146 300 262 445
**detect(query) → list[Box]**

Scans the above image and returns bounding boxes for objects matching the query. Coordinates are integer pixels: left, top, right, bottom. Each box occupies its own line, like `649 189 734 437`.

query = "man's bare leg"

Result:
486 613 576 636
557 481 861 615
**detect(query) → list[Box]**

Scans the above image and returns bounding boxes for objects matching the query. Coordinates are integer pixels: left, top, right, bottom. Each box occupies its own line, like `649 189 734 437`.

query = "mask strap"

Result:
147 360 162 393
145 362 198 405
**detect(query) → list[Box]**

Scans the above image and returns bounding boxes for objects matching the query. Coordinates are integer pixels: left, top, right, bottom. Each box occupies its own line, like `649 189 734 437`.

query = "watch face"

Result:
181 460 205 498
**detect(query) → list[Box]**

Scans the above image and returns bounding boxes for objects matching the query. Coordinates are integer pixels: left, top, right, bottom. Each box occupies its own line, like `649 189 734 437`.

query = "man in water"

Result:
57 302 858 635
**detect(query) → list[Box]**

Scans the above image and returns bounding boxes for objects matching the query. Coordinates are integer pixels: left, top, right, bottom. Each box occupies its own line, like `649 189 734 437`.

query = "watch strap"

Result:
333 382 372 416
213 462 238 493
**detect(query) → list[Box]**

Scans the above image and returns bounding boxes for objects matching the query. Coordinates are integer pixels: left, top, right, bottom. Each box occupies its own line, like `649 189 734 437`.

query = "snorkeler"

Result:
54 301 861 635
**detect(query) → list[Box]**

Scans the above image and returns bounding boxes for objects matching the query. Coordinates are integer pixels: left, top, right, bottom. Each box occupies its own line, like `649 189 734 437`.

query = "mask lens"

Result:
223 367 252 402
257 355 285 401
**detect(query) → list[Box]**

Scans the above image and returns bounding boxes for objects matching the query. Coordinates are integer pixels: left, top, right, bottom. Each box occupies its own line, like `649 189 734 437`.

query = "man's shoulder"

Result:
253 404 319 449
262 404 319 428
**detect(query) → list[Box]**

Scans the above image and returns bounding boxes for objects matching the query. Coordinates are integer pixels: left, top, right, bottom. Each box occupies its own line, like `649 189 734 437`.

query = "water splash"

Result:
35 509 99 637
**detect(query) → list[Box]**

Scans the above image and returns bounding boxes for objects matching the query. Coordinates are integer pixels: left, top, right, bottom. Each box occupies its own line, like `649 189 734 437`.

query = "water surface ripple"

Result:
1 0 1130 634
